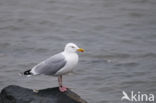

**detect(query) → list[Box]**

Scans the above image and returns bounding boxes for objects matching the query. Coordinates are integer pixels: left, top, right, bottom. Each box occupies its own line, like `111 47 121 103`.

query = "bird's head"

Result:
64 43 84 53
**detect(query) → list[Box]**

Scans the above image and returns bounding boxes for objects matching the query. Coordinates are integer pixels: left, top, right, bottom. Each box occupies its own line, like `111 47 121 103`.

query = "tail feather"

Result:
24 69 32 75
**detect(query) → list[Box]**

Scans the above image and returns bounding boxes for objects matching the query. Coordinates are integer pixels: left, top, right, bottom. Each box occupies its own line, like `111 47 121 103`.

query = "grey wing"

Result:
32 53 66 75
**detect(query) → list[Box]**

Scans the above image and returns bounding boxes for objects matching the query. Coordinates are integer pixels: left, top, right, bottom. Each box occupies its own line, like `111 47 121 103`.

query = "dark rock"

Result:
0 85 87 103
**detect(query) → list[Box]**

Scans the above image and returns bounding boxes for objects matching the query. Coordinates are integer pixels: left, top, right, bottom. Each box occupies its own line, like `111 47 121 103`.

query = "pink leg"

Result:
58 75 67 92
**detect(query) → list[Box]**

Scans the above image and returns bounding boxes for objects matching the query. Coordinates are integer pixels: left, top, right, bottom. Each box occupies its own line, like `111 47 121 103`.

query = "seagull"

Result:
23 43 84 92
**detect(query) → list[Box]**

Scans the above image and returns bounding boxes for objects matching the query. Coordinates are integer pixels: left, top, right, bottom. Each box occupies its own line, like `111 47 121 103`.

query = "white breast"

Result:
55 52 79 76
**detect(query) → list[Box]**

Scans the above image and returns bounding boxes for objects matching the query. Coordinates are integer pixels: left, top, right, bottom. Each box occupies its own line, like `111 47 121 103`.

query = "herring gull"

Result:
23 43 84 92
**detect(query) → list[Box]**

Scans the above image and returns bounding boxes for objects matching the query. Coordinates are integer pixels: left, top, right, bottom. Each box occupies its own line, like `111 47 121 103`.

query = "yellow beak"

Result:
77 48 85 52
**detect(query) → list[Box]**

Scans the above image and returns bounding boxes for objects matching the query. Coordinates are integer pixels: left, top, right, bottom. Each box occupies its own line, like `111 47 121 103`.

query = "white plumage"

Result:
55 51 79 75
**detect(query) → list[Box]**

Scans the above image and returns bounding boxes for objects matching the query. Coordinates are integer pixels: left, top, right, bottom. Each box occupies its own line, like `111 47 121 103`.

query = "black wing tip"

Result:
24 69 32 75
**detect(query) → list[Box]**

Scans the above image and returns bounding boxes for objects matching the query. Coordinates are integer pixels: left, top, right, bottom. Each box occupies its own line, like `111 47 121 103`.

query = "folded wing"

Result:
31 53 66 75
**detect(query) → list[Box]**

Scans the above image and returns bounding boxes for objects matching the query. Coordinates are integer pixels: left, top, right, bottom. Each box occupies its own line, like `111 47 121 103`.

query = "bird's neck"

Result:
63 51 77 56
63 50 75 54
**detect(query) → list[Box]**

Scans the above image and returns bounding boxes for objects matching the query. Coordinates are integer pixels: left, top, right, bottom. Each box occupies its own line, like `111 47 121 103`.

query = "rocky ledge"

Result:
0 85 87 103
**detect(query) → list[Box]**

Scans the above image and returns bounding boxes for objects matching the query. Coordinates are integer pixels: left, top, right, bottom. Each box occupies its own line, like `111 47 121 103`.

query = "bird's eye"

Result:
71 46 75 48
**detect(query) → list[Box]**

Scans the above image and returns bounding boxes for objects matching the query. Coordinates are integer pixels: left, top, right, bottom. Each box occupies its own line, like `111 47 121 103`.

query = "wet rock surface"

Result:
0 85 87 103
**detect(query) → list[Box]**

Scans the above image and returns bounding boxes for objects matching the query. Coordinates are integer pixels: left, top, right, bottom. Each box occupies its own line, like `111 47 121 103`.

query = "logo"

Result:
121 91 154 102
